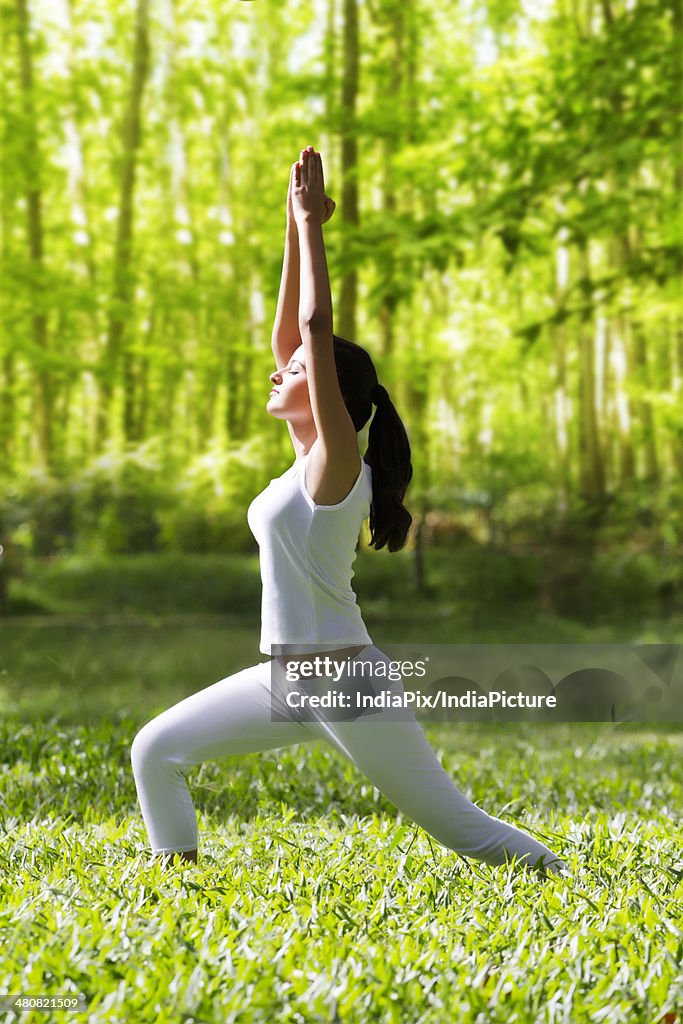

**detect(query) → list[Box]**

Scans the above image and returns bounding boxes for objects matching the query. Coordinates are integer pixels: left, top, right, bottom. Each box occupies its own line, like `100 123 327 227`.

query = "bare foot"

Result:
155 848 198 867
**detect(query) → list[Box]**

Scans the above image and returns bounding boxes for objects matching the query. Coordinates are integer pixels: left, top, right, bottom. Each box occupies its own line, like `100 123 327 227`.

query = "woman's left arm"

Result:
298 215 333 336
293 148 358 461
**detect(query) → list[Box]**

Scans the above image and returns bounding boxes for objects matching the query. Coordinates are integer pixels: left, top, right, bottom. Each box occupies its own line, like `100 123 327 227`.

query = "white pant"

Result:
130 645 566 874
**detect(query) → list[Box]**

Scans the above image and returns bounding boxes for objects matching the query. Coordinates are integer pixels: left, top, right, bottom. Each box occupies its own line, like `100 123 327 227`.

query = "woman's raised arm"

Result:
271 163 302 372
292 147 358 465
271 159 336 373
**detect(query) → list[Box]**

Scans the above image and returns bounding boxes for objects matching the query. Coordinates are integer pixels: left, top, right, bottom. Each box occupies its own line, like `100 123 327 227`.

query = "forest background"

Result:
3 7 683 1020
1 0 681 632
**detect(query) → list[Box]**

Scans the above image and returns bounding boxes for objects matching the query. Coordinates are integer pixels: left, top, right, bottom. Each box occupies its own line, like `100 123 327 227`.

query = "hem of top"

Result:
298 457 369 512
261 638 374 656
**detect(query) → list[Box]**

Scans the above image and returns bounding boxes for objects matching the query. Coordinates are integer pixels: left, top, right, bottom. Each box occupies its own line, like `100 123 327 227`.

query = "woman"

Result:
130 147 567 877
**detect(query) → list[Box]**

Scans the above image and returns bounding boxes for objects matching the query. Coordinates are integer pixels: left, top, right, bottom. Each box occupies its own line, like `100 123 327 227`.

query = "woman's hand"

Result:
291 146 329 226
288 153 335 226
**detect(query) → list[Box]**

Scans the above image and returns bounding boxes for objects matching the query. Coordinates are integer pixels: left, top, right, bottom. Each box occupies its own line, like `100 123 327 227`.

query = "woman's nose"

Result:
270 370 281 384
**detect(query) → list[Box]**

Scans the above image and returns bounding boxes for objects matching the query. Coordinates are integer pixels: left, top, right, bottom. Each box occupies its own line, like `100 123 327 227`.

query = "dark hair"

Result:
332 334 413 552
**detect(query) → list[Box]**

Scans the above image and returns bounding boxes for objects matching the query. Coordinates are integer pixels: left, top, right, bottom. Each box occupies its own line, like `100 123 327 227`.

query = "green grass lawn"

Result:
1 555 682 1022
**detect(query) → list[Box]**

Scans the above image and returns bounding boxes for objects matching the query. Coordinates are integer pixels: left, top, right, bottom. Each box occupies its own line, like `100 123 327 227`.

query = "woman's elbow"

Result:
298 311 333 338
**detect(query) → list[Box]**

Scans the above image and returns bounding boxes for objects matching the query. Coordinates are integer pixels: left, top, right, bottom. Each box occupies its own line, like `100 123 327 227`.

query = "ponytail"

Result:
331 335 413 552
363 384 413 552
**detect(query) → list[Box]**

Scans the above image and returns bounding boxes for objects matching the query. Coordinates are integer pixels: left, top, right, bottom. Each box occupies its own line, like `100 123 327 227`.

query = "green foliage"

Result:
17 472 78 558
1 0 681 562
89 462 165 556
5 441 272 559
155 444 265 556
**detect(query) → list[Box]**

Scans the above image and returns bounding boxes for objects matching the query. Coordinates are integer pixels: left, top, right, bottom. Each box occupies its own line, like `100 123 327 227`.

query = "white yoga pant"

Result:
130 645 566 875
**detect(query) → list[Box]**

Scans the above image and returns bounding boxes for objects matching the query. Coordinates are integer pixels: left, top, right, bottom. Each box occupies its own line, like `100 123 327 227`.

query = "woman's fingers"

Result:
301 148 309 186
299 146 320 188
296 148 323 171
293 147 326 207
309 149 320 187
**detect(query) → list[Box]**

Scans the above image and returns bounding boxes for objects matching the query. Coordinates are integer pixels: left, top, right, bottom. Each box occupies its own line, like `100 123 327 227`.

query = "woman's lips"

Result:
269 389 279 395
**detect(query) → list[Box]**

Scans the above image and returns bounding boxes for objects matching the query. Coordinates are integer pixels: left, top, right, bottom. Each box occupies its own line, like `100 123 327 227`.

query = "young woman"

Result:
130 147 567 877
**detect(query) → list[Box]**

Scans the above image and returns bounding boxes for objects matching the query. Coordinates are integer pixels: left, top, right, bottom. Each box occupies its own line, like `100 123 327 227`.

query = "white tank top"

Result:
247 455 374 655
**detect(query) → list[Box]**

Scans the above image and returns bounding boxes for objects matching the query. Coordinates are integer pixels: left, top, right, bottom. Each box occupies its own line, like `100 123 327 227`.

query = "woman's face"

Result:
267 345 312 422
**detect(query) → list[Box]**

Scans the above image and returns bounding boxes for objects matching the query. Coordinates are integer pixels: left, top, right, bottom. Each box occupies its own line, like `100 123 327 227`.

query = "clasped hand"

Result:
288 146 335 226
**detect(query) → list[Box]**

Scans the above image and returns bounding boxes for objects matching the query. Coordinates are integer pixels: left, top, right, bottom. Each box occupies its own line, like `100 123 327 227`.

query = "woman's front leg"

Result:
130 660 313 862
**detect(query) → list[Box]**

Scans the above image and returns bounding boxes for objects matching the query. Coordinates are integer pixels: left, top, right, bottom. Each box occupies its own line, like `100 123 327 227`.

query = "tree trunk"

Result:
95 0 150 451
552 213 571 510
403 272 434 595
0 354 15 470
49 0 101 466
672 0 682 474
136 300 155 440
159 0 203 451
0 163 16 470
608 316 635 483
631 322 659 483
672 318 683 476
370 0 405 358
59 0 99 293
613 224 659 485
14 0 53 469
576 243 606 503
338 0 359 339
324 0 337 127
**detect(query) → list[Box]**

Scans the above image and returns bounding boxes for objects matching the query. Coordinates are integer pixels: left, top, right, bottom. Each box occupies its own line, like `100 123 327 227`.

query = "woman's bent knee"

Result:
130 719 180 774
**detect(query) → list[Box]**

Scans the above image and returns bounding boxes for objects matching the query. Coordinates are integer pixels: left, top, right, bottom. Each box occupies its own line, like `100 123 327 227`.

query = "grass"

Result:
1 553 682 1022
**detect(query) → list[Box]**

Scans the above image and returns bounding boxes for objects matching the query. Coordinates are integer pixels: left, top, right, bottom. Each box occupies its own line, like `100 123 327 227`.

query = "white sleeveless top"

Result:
247 455 374 655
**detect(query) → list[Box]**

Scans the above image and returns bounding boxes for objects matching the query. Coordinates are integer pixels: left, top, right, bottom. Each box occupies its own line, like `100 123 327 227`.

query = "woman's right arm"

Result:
271 164 302 372
272 160 335 370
